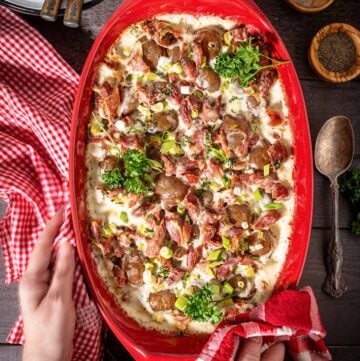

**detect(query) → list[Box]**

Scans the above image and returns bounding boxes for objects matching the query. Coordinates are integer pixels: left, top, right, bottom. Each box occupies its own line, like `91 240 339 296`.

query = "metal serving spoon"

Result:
315 115 354 298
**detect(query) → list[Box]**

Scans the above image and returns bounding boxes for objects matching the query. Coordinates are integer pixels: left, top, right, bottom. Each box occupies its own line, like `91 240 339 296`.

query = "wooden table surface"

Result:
1 0 359 360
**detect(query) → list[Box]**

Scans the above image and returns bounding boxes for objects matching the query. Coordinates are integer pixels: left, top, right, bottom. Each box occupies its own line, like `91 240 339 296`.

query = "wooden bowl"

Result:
286 0 335 13
308 23 360 83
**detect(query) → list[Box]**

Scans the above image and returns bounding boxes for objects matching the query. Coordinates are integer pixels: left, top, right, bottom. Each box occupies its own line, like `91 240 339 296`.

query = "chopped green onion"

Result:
254 189 263 201
208 260 224 268
159 246 173 259
219 298 234 307
120 211 128 224
222 175 231 189
177 204 186 216
194 89 204 98
236 196 243 204
211 284 221 294
208 249 222 261
263 164 270 177
175 296 188 311
264 202 283 210
161 140 184 156
221 236 232 251
223 282 234 294
245 266 255 278
191 108 199 118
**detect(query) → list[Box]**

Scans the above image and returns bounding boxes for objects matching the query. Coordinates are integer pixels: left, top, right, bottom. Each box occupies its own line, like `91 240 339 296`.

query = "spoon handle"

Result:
323 179 347 298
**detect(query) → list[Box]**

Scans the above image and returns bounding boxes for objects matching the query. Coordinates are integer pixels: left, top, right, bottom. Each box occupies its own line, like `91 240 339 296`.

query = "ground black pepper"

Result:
317 32 356 72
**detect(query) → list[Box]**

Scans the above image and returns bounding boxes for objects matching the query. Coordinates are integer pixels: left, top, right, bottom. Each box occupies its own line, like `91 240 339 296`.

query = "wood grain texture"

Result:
0 345 21 361
0 0 359 359
0 250 19 343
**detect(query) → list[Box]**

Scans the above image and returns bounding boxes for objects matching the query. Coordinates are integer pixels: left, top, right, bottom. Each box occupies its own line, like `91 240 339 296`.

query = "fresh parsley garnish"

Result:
123 177 149 195
183 284 223 324
101 168 123 189
214 39 289 87
123 149 151 177
101 150 159 195
340 168 360 235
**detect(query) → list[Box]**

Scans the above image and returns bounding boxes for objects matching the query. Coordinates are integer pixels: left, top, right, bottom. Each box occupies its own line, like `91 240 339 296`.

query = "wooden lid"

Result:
308 23 360 83
286 0 335 13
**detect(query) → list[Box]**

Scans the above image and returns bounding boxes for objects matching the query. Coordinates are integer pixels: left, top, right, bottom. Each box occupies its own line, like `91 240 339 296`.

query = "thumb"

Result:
48 242 75 301
236 336 262 361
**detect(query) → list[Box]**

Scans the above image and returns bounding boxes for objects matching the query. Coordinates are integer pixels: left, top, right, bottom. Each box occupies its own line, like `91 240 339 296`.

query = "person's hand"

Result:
236 336 285 361
19 209 76 361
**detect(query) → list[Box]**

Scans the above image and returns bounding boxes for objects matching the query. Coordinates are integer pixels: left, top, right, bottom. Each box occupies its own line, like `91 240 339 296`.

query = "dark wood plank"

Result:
299 229 360 346
0 345 21 361
328 347 360 361
0 250 19 343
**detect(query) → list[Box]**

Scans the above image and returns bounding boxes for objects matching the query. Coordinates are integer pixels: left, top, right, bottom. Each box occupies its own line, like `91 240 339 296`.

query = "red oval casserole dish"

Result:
69 0 313 359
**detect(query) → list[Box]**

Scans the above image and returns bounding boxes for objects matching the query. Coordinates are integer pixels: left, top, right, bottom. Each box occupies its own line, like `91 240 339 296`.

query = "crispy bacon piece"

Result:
165 215 192 246
90 219 101 241
267 108 283 126
166 268 184 283
252 210 281 230
127 193 144 208
201 223 218 243
162 155 176 176
141 19 181 47
239 173 289 201
144 220 166 258
97 83 120 121
192 42 204 70
131 200 158 217
128 53 150 73
179 98 193 128
215 258 239 281
183 173 199 184
135 85 156 106
259 69 276 96
183 191 200 222
208 158 224 178
187 245 202 270
182 59 197 81
118 134 143 151
271 182 289 200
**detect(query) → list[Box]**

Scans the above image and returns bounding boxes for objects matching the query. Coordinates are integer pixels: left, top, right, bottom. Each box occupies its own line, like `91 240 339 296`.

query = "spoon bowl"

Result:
315 115 354 298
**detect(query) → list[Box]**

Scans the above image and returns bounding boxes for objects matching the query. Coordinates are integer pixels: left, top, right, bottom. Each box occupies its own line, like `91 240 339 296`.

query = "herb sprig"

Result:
183 284 223 324
101 150 156 194
214 39 289 87
340 168 360 235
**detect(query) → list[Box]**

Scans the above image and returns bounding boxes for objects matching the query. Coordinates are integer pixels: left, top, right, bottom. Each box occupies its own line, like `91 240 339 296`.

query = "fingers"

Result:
236 336 262 361
26 208 64 276
261 343 285 361
48 242 75 301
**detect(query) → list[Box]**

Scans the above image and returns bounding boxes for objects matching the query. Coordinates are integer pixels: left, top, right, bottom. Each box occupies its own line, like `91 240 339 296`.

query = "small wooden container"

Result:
286 0 335 13
308 23 360 83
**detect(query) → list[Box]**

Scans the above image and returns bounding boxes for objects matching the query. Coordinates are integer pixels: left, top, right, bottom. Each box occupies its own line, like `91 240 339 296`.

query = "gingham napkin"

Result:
198 287 332 361
0 6 103 361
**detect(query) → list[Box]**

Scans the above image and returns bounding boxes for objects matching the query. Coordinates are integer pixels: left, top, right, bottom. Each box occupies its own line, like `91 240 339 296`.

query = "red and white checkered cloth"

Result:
0 6 103 361
198 286 332 361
